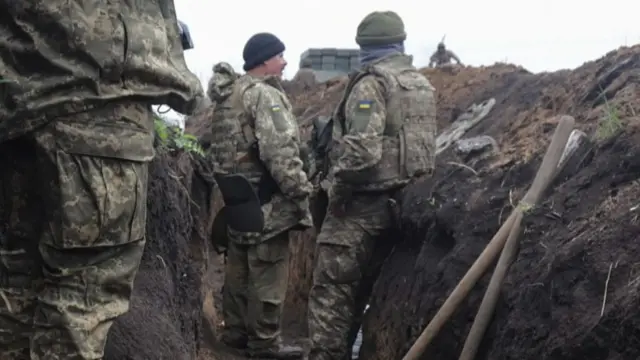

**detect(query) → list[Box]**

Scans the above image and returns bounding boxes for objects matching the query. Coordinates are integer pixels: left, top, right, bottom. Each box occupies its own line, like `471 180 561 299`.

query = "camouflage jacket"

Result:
429 50 461 67
0 1 203 143
327 53 437 193
208 69 312 244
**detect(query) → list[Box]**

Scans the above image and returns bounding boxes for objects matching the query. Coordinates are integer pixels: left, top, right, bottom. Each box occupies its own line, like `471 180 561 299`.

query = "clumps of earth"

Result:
100 44 640 360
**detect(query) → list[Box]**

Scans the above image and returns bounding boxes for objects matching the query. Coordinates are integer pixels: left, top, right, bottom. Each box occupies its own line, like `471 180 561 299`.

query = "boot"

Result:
248 342 304 359
307 349 333 360
219 332 248 351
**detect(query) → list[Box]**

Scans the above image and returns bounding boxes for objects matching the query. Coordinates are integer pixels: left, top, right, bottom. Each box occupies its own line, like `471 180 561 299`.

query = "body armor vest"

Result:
208 77 266 192
330 54 436 192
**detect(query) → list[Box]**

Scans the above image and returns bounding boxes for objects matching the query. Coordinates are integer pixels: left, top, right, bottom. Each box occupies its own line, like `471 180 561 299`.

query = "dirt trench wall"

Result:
104 151 205 360
361 132 640 360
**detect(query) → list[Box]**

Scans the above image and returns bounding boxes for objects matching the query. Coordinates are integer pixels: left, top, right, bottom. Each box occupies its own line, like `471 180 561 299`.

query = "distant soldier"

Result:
291 57 317 91
429 42 462 67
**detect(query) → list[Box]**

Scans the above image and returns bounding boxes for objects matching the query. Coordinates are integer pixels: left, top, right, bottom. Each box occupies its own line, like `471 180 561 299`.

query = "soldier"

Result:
429 41 463 67
291 57 317 91
307 11 437 360
0 3 203 360
209 33 313 359
207 63 237 104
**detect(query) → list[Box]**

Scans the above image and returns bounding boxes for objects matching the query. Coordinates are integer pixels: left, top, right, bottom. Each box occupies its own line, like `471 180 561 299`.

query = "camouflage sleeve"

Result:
243 84 312 200
428 53 437 67
333 75 386 184
448 50 461 63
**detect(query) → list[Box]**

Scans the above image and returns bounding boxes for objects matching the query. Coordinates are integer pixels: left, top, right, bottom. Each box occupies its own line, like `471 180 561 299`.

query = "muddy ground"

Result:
103 44 640 360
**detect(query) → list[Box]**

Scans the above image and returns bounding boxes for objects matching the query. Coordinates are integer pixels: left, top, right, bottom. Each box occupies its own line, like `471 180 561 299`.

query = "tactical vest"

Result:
208 76 280 200
433 51 453 66
329 55 437 192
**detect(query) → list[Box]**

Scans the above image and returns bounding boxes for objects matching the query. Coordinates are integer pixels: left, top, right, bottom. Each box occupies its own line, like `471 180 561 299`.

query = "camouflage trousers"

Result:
222 231 291 350
0 102 155 359
308 193 395 360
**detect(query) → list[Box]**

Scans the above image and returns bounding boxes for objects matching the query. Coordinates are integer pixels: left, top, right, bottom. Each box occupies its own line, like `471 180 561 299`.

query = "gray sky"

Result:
165 0 638 124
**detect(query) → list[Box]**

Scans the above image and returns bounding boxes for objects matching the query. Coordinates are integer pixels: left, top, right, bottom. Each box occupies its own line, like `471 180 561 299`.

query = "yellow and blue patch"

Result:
357 100 372 109
270 104 281 112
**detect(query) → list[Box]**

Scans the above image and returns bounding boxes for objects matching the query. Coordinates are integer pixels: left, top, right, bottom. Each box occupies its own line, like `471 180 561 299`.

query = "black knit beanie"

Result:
242 32 286 71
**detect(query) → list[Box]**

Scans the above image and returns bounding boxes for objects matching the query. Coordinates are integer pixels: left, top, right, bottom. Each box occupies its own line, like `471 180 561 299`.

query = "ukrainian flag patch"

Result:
271 104 281 112
358 100 372 109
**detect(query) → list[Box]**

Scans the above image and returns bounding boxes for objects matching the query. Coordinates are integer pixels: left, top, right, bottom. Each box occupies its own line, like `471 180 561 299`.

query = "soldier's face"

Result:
264 53 287 78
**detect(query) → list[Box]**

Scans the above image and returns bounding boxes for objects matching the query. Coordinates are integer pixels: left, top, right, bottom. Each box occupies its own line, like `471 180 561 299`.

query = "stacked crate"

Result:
299 48 360 82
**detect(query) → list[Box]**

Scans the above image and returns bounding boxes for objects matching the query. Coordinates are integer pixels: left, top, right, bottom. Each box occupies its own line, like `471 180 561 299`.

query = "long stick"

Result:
457 116 575 360
457 212 523 360
402 115 575 360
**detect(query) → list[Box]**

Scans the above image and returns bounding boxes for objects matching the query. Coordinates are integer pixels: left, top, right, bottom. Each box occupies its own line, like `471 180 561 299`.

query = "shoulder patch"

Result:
268 103 290 132
349 99 374 133
357 100 373 109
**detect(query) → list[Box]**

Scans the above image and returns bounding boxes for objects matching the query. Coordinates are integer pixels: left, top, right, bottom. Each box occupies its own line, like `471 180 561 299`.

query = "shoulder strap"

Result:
230 79 260 144
334 71 371 133
367 63 397 101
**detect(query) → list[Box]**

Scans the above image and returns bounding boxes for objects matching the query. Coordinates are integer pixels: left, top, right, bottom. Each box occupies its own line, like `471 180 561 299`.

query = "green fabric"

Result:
355 11 406 46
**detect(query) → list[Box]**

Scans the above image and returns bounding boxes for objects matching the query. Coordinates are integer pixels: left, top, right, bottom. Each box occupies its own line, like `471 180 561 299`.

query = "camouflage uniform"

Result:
206 63 312 356
429 43 462 67
0 2 202 359
307 11 437 360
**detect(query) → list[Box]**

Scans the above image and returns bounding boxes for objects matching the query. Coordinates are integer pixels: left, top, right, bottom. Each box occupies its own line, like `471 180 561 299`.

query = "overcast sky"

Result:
166 0 638 124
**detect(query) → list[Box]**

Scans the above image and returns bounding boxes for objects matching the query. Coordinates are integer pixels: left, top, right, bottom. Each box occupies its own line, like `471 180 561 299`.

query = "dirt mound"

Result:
105 151 206 360
353 47 640 359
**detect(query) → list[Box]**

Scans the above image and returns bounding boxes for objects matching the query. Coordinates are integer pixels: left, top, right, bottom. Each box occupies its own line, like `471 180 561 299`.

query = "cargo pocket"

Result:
255 234 289 263
315 244 363 285
396 73 437 178
50 112 155 162
400 122 436 178
35 126 149 249
59 153 145 249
